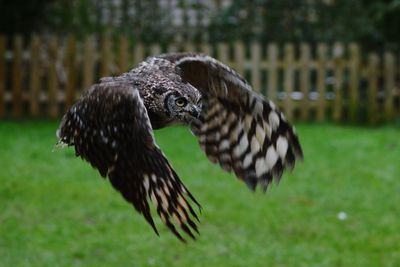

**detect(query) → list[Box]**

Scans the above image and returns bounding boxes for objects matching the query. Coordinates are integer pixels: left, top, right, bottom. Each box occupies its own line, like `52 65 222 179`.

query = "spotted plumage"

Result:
57 53 303 241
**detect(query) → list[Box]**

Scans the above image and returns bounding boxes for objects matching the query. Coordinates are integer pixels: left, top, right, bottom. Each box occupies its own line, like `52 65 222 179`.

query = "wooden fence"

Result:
0 34 399 124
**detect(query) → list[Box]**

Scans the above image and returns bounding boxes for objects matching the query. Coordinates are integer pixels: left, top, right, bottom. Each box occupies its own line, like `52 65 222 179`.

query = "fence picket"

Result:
48 36 58 118
167 43 178 53
12 35 23 118
150 43 162 56
133 42 145 66
101 35 112 77
384 52 395 121
251 42 261 93
349 43 360 122
200 43 212 56
316 43 327 121
283 44 294 121
333 42 344 122
217 43 229 64
267 43 278 102
299 43 310 121
65 36 76 110
83 36 95 90
119 36 129 72
367 54 379 125
234 42 245 76
184 42 196 53
29 35 41 117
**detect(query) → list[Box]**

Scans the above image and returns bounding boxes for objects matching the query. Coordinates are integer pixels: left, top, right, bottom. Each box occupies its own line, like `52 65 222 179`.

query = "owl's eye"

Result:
175 98 187 107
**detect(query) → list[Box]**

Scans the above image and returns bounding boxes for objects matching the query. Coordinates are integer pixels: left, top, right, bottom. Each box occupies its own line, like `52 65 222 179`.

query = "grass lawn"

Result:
0 121 399 267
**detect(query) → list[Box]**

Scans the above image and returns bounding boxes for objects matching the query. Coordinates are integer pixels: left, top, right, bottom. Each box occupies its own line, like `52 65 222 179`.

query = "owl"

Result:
57 53 303 241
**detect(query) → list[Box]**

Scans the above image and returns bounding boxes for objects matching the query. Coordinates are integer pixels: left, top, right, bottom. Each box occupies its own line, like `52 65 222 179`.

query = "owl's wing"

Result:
161 53 303 191
57 82 200 241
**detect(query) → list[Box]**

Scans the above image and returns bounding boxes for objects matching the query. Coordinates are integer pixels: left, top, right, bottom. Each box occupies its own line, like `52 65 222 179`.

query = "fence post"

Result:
367 53 379 125
234 41 245 76
133 42 144 66
384 52 395 121
299 43 310 121
333 42 344 122
119 36 129 72
30 35 41 117
65 36 76 111
150 43 162 56
167 42 178 53
0 35 5 118
83 36 95 90
12 35 23 118
267 43 278 103
1 38 395 122
217 43 229 64
316 43 327 121
101 35 112 77
250 42 261 93
283 43 294 121
48 36 59 118
201 42 212 56
184 42 196 53
349 43 360 122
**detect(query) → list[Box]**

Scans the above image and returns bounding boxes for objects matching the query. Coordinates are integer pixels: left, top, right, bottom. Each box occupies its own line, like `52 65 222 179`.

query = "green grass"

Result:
0 121 399 267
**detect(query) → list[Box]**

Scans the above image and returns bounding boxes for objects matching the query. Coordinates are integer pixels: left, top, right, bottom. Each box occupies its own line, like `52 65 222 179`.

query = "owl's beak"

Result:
189 105 201 118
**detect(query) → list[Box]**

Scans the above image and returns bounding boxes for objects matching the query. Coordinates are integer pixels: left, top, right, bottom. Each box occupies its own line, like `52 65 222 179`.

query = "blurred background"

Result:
0 0 399 122
0 1 399 267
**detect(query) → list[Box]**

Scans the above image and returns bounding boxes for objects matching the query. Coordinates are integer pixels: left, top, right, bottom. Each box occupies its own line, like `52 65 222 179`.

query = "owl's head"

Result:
164 84 202 123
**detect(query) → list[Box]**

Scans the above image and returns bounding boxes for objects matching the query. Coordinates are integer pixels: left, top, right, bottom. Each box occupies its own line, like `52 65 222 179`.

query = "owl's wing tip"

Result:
244 174 258 191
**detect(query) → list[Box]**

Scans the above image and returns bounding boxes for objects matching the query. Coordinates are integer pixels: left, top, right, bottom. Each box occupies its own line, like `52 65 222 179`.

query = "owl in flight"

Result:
57 53 303 241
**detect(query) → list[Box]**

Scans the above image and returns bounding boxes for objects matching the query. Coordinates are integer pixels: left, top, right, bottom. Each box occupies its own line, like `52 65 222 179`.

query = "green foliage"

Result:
1 121 399 266
208 0 400 50
1 0 399 50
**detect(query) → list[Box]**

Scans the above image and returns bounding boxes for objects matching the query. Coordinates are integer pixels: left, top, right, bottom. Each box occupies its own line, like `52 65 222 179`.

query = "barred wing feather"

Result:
161 53 303 191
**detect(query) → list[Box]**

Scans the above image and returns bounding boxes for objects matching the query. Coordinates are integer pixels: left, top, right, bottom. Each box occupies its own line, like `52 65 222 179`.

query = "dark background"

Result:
1 0 399 51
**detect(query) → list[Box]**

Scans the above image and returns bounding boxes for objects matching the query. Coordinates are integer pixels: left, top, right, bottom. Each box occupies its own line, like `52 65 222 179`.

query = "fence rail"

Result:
0 34 399 124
